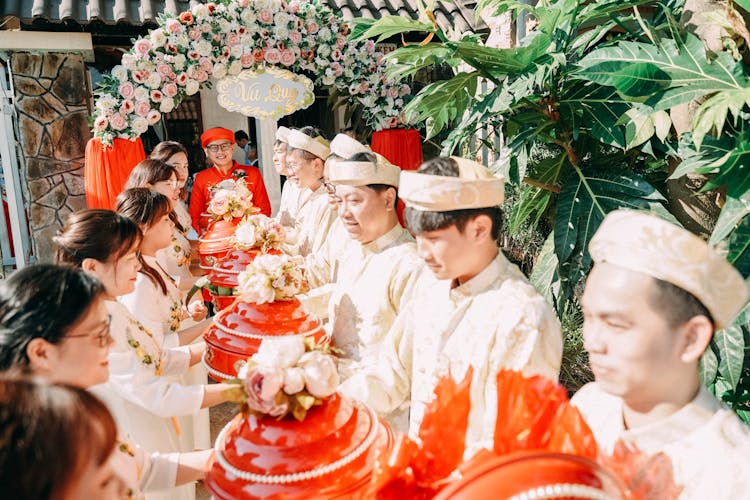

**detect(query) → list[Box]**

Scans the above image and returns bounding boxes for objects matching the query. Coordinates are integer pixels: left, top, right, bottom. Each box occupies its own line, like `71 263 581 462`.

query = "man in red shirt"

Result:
189 127 272 232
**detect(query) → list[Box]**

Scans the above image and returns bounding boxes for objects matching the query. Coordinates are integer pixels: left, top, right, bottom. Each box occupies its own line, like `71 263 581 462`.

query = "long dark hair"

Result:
54 209 141 267
115 188 171 295
151 141 190 202
0 264 105 371
0 376 118 499
125 158 185 233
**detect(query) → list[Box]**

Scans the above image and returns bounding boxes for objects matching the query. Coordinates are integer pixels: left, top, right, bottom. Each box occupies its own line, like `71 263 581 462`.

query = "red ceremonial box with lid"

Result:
206 248 259 311
205 393 393 499
203 297 325 382
197 219 238 270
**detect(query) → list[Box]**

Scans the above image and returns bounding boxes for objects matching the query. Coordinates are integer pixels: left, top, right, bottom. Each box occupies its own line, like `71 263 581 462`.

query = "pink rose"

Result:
200 58 213 72
240 53 254 68
93 115 108 131
299 351 339 399
119 100 134 115
238 0 249 6
336 36 346 48
258 9 273 24
187 50 200 61
386 116 399 128
283 367 305 394
331 49 342 61
150 90 163 102
193 69 209 82
264 48 281 64
388 87 399 99
109 113 127 131
208 197 228 215
189 28 201 40
201 23 212 33
118 82 135 99
132 70 149 84
162 83 178 98
359 82 369 93
364 40 375 53
289 0 301 13
253 49 265 63
289 31 302 44
227 33 240 47
334 65 343 77
279 50 295 66
179 11 194 25
157 64 172 77
244 366 288 417
306 21 319 34
134 39 152 56
134 100 150 117
175 72 188 86
146 109 161 125
165 19 181 34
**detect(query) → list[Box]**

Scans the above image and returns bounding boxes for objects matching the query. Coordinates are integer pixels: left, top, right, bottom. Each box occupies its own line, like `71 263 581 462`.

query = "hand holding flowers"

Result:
236 253 308 304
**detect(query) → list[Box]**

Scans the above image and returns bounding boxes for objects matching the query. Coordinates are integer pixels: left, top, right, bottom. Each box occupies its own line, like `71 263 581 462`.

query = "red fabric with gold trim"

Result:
84 137 145 209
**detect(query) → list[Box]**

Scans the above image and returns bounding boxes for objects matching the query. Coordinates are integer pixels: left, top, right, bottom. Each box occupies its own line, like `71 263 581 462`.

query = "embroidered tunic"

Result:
571 382 750 499
328 224 423 362
286 185 337 257
341 253 562 457
106 434 180 500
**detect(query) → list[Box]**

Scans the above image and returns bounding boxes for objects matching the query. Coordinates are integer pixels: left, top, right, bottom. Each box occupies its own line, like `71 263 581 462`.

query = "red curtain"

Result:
84 137 146 209
371 128 423 225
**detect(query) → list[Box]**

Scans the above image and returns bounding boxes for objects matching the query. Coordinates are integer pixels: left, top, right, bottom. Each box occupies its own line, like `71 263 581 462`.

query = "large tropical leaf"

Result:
355 16 435 43
403 71 480 139
384 44 457 80
691 88 750 148
673 130 750 199
509 151 566 232
559 82 632 148
727 213 750 278
529 233 559 307
553 169 667 273
448 33 552 79
713 326 745 390
576 32 749 112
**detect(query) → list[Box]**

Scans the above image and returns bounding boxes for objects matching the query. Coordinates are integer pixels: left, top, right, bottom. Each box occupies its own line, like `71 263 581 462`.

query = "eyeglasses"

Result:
322 179 342 202
65 316 113 348
206 143 233 153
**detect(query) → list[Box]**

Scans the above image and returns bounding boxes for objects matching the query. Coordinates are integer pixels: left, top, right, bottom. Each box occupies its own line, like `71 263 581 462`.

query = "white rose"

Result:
95 94 117 111
192 4 208 17
195 40 212 57
151 28 167 47
112 65 128 82
134 85 149 101
146 72 162 89
230 44 243 58
238 273 275 304
283 367 306 394
241 10 257 24
234 223 257 247
159 97 175 113
172 54 186 69
317 45 331 58
212 63 227 80
318 27 332 42
131 116 148 135
299 351 339 399
256 0 270 9
185 79 200 95
322 75 336 86
252 336 306 369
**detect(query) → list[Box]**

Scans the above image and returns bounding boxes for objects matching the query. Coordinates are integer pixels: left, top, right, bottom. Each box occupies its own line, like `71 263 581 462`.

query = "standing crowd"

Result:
1 125 750 499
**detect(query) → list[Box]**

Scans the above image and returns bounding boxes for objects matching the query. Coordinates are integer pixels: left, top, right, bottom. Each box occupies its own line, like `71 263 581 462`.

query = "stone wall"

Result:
10 52 91 261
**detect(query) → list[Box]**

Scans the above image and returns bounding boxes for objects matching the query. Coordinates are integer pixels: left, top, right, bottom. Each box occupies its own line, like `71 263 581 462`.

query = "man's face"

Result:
581 262 686 407
286 150 322 190
415 224 477 281
336 184 390 244
205 140 235 168
237 138 248 148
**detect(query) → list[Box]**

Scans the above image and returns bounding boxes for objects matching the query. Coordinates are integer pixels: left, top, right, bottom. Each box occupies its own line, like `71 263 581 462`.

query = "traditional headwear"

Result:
275 126 291 143
329 133 371 159
287 129 330 159
328 154 401 187
399 156 504 211
201 127 235 148
590 209 749 329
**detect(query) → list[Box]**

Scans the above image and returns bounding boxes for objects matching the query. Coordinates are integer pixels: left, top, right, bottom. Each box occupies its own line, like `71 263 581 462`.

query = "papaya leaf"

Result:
691 88 750 149
578 61 671 98
530 233 560 307
700 346 719 386
403 71 479 139
358 16 435 43
509 152 566 232
560 82 631 148
384 44 457 80
727 213 750 278
576 33 749 112
710 192 750 244
554 169 667 276
449 33 552 78
714 326 745 391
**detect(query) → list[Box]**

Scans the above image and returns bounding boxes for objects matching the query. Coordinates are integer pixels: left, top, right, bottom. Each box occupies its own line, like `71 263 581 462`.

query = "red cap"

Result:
201 127 235 148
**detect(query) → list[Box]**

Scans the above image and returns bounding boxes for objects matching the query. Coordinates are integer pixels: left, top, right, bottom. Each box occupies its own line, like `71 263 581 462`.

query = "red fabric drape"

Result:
84 137 146 209
370 128 423 226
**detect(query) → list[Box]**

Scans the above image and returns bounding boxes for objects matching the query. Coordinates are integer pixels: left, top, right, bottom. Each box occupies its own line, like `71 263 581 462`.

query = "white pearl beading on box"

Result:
508 483 615 500
201 352 234 380
213 405 380 484
212 312 323 340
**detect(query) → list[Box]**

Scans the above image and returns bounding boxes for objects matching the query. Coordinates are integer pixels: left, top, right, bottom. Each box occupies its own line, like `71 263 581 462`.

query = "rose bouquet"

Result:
236 253 308 304
232 214 287 252
230 336 340 421
207 178 260 222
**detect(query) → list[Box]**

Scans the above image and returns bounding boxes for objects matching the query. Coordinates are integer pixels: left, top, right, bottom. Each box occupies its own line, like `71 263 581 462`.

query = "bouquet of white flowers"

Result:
207 178 260 222
236 253 308 304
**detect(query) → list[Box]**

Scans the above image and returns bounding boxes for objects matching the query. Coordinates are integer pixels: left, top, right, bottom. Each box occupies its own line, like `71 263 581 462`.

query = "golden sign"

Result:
216 67 315 120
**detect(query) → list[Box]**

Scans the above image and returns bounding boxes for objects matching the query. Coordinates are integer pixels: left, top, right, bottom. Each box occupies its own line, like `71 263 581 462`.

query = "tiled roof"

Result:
1 0 484 33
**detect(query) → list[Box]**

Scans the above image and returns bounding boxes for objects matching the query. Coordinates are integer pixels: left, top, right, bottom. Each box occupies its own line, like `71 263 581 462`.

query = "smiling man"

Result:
341 156 562 453
188 127 271 231
572 209 750 498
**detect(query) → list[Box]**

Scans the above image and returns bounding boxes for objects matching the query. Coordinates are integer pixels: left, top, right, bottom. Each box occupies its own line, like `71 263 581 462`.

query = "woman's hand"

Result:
187 300 207 322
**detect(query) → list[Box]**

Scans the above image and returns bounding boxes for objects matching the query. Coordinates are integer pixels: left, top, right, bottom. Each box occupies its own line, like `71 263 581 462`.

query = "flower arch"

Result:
91 0 411 145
